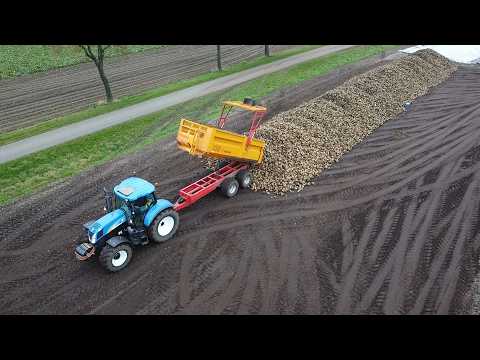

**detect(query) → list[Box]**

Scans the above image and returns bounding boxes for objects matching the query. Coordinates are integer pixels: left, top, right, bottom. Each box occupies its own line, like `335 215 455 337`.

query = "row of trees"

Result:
80 45 272 104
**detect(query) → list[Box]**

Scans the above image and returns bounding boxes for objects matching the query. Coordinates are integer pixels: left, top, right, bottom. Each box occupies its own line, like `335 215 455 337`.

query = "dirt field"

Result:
1 57 478 314
0 45 297 132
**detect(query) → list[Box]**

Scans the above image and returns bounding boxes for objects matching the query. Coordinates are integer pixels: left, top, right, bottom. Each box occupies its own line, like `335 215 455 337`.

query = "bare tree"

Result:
265 45 270 57
216 45 222 71
79 45 113 103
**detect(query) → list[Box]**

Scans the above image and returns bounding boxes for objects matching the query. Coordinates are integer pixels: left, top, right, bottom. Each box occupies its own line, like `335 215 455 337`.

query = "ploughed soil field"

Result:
1 59 479 314
0 45 297 132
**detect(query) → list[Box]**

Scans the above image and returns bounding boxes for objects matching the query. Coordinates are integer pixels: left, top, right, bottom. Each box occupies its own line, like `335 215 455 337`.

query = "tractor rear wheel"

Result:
99 244 133 272
221 178 239 198
148 209 180 243
236 170 252 189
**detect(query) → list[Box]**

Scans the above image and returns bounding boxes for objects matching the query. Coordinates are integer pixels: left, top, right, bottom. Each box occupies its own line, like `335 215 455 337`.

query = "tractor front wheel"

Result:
148 209 180 243
99 244 133 272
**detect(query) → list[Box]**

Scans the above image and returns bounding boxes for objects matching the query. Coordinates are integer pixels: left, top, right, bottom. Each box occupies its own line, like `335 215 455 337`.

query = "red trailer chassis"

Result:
173 161 249 212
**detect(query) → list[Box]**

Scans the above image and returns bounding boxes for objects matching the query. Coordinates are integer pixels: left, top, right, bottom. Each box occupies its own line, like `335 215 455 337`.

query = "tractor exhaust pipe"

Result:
103 187 113 213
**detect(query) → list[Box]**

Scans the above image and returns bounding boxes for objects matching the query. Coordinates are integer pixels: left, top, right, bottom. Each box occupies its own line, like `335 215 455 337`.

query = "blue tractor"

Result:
75 177 180 272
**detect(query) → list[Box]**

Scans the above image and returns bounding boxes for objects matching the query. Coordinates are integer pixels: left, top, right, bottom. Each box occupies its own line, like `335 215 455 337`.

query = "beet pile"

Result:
251 49 457 194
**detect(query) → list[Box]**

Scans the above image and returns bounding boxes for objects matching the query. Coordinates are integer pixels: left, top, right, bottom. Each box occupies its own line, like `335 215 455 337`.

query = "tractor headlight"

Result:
89 233 97 244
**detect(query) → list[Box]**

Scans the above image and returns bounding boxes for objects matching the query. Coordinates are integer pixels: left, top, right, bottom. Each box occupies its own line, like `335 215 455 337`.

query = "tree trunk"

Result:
96 61 113 103
265 45 270 57
79 45 114 104
216 45 222 71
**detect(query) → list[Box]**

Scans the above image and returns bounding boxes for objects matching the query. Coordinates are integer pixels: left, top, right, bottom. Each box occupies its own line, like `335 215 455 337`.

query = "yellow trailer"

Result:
176 99 267 164
177 119 265 163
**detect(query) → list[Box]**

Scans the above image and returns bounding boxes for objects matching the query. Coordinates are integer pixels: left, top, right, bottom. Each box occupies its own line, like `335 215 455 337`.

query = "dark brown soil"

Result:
1 57 478 314
0 45 297 132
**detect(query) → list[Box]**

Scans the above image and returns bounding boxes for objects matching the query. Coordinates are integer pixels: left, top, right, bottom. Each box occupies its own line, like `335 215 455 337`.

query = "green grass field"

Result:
0 45 399 206
0 45 320 147
0 45 165 80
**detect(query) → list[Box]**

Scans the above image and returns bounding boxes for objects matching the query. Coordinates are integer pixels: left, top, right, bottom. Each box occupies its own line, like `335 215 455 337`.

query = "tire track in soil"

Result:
1 59 479 314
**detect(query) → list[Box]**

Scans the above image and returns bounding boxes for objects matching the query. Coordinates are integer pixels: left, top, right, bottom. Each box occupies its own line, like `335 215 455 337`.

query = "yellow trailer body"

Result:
177 118 265 163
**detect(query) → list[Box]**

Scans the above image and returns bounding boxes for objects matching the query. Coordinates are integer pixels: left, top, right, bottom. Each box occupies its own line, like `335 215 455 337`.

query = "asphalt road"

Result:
0 45 354 164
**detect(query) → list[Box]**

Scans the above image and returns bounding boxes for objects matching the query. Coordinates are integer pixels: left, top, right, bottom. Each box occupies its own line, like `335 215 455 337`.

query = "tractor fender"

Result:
106 236 130 248
144 199 173 227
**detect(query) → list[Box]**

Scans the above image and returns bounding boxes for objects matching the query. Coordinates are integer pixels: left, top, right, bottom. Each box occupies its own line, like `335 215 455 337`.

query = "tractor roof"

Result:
114 177 155 201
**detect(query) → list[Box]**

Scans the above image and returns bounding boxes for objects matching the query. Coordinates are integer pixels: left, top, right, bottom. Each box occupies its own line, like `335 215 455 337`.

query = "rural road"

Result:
0 45 354 164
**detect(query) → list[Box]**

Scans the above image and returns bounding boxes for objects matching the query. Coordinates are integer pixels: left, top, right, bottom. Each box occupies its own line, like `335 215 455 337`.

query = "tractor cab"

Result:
112 177 157 228
114 177 155 201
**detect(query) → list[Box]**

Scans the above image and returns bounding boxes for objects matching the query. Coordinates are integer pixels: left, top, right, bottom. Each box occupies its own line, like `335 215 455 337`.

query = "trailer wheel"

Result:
221 178 239 198
236 170 252 189
148 209 179 243
99 244 132 272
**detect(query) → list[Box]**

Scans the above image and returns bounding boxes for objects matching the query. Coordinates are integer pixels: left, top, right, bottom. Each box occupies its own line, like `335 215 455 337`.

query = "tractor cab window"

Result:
133 197 148 207
129 193 155 228
113 194 127 210
132 193 155 214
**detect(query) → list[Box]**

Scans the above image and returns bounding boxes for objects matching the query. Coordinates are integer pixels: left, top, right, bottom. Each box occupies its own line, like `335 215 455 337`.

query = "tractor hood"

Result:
85 209 127 244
